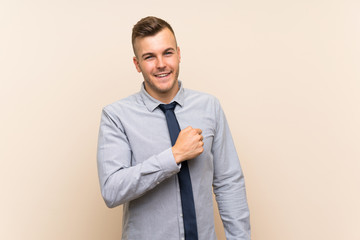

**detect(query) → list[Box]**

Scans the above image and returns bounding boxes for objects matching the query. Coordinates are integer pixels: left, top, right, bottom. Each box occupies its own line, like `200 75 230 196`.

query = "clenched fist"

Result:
172 126 204 164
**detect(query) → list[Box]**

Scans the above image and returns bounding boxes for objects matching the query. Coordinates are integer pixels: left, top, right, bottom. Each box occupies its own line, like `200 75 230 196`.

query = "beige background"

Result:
1 0 359 239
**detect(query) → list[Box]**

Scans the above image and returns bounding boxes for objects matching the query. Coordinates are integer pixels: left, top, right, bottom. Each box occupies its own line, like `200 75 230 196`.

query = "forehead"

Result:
134 28 177 55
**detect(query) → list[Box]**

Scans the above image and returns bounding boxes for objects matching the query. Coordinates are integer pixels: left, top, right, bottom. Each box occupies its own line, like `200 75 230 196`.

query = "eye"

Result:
165 51 174 56
144 55 153 60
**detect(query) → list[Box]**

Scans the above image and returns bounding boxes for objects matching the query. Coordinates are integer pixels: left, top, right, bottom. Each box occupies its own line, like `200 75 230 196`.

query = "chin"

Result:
155 78 176 90
144 76 178 95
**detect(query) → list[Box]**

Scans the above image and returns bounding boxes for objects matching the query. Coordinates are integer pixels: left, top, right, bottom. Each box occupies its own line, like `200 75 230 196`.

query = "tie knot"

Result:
159 102 177 113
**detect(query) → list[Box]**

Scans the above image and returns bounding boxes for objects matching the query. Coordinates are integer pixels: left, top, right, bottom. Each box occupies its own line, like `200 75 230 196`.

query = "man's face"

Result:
133 28 181 101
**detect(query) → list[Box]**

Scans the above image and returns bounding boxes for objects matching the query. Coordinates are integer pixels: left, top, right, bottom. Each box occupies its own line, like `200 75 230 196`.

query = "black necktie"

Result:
159 102 198 240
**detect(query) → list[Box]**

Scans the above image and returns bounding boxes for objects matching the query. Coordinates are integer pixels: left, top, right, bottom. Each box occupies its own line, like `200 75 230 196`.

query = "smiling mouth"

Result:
154 72 171 78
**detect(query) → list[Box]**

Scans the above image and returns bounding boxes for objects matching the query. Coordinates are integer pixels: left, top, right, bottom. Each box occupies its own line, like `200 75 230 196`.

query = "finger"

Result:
195 128 202 134
184 126 192 131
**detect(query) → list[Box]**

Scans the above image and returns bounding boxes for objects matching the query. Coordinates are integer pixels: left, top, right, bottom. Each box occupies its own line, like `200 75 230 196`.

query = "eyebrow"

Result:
141 47 176 59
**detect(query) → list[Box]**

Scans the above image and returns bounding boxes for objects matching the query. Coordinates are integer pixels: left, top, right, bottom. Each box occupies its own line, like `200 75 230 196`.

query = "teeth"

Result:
156 73 169 77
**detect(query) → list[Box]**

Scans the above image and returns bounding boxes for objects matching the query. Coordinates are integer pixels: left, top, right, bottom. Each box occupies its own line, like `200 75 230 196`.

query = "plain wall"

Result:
1 0 359 239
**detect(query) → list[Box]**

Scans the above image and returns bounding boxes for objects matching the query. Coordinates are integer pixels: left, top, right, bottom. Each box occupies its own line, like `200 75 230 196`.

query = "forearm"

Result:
99 148 179 208
214 173 250 240
213 140 251 239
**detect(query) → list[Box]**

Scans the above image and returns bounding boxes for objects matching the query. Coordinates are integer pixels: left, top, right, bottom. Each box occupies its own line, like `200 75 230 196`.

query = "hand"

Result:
172 126 204 164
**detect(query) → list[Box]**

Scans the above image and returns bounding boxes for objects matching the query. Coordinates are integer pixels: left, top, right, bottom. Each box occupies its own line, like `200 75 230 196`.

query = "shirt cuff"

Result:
157 147 181 176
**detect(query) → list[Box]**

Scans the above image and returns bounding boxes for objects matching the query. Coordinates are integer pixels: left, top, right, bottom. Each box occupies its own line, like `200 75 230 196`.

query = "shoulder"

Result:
184 88 219 102
102 92 142 117
183 88 221 108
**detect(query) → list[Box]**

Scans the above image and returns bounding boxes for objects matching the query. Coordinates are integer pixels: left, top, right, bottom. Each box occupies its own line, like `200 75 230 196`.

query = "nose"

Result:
156 57 166 69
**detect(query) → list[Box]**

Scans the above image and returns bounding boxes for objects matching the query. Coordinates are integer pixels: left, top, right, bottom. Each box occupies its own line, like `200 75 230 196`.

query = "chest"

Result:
120 107 216 165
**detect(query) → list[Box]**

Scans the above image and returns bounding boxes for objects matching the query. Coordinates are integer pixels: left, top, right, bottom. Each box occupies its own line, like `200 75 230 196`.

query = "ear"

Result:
133 56 142 73
177 46 181 62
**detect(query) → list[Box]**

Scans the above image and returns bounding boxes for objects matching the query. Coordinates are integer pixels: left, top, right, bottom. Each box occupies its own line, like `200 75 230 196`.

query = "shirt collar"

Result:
140 81 185 112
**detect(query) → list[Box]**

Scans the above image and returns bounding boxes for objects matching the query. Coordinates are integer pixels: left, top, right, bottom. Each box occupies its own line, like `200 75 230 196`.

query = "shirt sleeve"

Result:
97 108 180 208
212 99 251 240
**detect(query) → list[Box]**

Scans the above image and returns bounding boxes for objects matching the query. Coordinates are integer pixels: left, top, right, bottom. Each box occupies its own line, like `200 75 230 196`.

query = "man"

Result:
97 16 250 240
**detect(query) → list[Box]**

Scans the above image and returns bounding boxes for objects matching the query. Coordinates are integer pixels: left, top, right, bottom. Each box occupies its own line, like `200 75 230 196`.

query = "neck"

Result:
144 81 179 104
156 92 177 104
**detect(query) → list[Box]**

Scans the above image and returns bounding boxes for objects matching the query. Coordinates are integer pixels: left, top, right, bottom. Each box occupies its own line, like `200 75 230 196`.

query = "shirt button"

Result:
181 238 184 240
180 214 183 217
156 182 160 185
